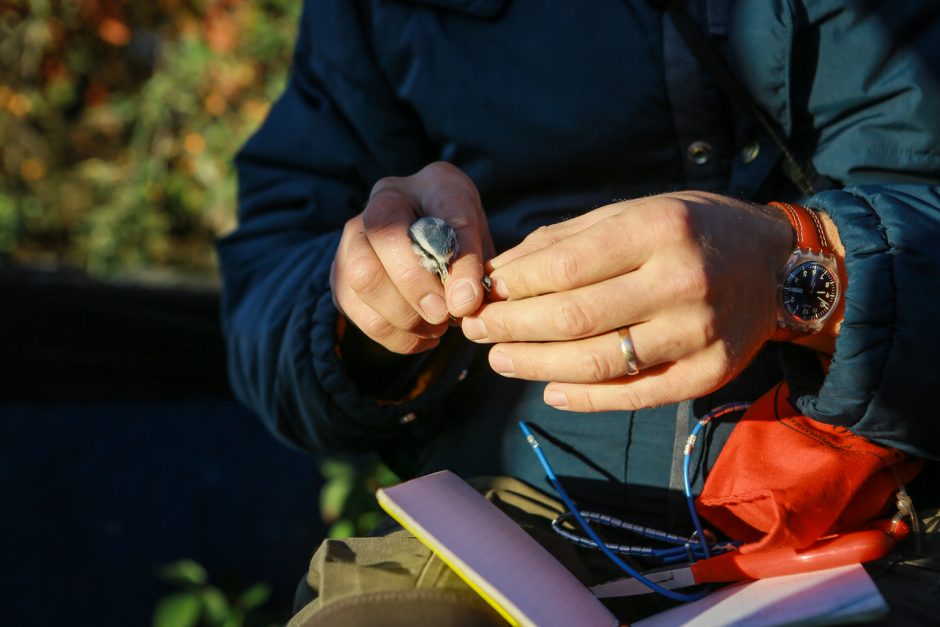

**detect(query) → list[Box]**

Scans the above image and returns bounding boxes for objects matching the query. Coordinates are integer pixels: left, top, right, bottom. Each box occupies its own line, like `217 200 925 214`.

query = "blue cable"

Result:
520 401 750 602
519 421 708 603
549 512 729 560
682 401 751 562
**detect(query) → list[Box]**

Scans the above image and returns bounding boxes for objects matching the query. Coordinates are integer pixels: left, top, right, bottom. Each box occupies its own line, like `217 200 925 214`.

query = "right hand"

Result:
330 162 494 354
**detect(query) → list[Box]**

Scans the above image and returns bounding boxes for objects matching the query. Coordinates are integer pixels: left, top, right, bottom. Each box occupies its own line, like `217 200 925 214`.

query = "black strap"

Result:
663 0 823 196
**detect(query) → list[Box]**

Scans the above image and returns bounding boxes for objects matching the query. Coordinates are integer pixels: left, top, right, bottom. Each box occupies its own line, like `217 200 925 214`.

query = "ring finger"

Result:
486 313 707 383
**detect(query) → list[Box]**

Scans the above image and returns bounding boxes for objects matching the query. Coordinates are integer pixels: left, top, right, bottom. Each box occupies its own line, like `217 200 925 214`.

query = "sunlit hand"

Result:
331 162 494 354
460 192 796 411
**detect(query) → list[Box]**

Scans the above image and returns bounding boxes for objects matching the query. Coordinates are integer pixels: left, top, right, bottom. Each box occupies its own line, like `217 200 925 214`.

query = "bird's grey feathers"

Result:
408 216 491 294
409 216 459 281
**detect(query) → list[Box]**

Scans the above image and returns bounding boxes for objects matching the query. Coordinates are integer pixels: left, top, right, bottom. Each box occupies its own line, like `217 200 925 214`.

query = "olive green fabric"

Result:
290 476 670 625
290 534 504 627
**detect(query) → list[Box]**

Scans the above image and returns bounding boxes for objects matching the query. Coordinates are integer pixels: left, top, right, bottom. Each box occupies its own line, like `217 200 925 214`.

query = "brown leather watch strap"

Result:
768 201 832 255
769 201 838 342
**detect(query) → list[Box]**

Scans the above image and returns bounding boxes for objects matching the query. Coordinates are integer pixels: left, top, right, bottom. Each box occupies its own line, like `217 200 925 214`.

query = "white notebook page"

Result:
634 563 887 627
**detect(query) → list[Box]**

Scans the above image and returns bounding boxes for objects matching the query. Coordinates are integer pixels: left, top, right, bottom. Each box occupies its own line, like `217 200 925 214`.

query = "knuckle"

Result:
397 263 429 288
399 309 428 333
422 162 478 195
615 385 646 409
582 351 616 382
697 309 720 345
423 160 460 179
359 311 394 340
577 389 597 413
347 256 385 294
552 249 581 286
552 298 595 338
655 197 697 242
673 261 710 301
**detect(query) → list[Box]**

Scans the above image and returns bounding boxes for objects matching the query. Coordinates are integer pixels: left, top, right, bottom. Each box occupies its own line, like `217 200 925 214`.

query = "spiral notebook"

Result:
376 470 619 627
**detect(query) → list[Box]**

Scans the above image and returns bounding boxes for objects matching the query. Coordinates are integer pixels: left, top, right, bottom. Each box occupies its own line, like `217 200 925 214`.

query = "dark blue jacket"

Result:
219 0 940 510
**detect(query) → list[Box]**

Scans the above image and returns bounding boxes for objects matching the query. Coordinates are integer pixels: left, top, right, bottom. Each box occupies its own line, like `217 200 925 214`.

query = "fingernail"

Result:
544 389 568 408
490 350 514 375
451 280 477 307
462 317 488 341
419 293 448 322
489 275 510 300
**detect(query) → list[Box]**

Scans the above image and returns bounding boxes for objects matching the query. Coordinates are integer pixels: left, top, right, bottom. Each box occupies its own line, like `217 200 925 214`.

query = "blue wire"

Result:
549 513 721 559
682 401 751 562
520 401 751 602
684 418 712 560
519 421 708 603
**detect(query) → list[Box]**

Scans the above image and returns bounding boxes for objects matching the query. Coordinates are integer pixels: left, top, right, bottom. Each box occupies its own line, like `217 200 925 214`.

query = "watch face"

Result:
782 261 839 322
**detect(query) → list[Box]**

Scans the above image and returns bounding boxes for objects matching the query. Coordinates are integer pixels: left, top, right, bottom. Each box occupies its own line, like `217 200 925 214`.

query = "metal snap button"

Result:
686 140 713 165
740 140 760 164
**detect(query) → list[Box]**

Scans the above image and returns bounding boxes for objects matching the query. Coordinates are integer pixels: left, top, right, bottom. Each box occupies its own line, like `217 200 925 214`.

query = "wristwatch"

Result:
769 201 841 341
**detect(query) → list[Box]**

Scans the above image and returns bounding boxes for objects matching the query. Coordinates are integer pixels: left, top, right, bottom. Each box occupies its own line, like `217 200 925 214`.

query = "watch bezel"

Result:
777 249 841 333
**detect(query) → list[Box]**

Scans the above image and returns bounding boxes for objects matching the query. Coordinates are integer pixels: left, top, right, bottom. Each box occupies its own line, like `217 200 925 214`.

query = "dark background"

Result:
1 267 325 626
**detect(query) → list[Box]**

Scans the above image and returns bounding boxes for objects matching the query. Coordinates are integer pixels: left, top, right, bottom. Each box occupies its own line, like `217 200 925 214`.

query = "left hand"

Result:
460 192 795 412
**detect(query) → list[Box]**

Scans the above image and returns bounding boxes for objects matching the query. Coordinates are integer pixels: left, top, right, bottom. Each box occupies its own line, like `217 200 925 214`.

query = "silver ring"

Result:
618 327 640 376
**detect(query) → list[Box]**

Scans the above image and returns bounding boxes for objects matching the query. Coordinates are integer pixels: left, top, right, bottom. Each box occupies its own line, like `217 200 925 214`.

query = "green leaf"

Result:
374 463 400 487
328 519 356 539
357 510 385 534
153 592 201 627
319 458 353 479
200 588 230 624
319 476 353 521
220 608 245 627
157 559 208 587
237 582 271 610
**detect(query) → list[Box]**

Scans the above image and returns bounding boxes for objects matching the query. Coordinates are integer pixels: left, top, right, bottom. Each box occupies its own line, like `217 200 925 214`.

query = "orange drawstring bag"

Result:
696 382 922 553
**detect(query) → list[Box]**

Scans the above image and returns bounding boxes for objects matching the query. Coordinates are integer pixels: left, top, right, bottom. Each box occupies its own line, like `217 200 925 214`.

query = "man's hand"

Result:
460 192 797 411
331 162 494 354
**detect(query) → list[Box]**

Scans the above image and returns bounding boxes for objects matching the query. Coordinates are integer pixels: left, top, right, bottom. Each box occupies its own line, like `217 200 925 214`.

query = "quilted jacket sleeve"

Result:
787 2 940 459
217 2 471 455
797 185 940 459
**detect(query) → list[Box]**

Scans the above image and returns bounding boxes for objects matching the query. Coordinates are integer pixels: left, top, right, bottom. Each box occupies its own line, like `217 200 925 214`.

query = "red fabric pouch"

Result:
696 382 922 553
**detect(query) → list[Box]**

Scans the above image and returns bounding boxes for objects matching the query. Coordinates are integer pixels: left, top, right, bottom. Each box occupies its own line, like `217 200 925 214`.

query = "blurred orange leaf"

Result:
184 133 206 156
21 158 47 182
205 14 239 53
203 92 226 116
98 17 131 46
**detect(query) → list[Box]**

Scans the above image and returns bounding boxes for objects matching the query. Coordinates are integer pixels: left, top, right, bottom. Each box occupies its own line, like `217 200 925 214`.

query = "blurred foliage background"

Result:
0 0 300 279
3 2 397 623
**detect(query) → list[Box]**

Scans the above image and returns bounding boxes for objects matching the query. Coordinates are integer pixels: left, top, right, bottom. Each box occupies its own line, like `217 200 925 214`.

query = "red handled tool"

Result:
590 521 908 598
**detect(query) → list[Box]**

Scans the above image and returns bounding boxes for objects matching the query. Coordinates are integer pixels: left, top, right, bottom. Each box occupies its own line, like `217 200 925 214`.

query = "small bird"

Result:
408 216 492 292
409 216 458 282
